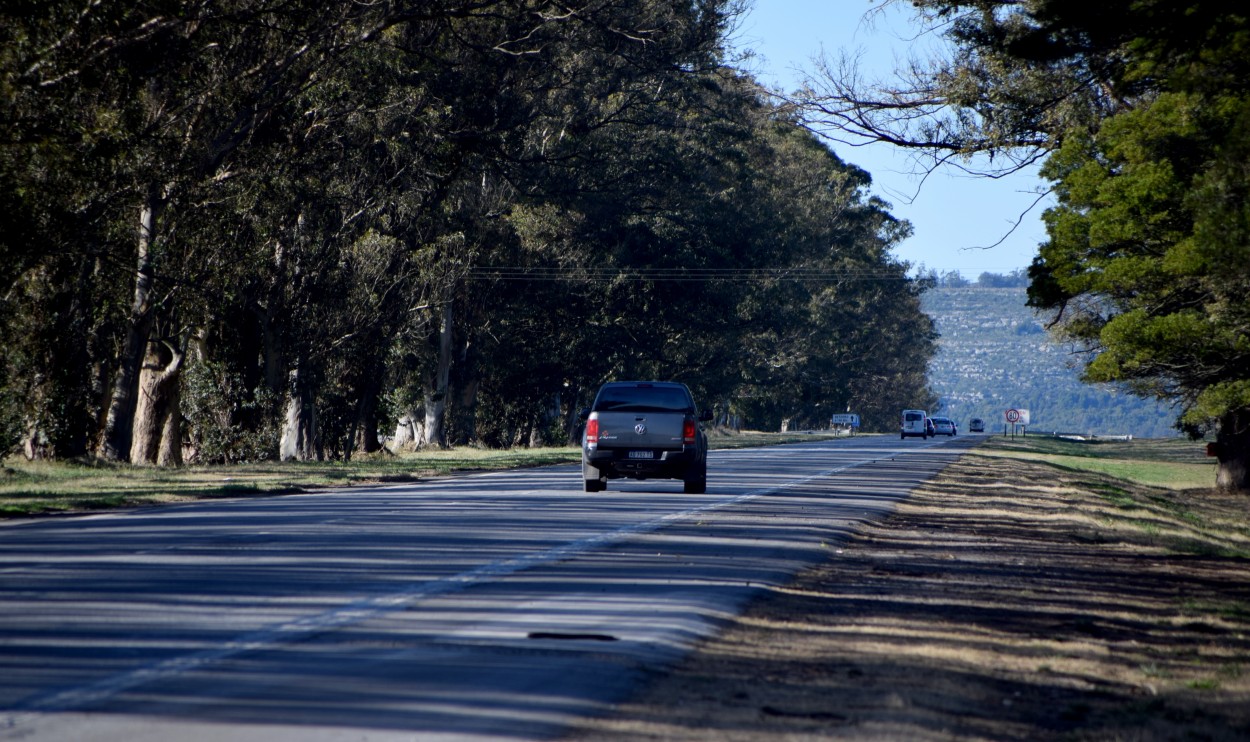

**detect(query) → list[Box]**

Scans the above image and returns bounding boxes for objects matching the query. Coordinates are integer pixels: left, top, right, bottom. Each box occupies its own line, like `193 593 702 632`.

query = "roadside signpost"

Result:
1005 408 1030 437
830 413 860 436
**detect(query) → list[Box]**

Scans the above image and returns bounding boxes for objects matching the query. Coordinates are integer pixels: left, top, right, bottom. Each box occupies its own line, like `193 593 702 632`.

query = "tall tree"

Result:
382 0 743 448
3 0 384 462
800 1 1250 490
3 0 941 464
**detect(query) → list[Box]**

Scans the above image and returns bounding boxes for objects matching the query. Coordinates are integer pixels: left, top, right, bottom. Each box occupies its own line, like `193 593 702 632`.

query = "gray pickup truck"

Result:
580 381 712 493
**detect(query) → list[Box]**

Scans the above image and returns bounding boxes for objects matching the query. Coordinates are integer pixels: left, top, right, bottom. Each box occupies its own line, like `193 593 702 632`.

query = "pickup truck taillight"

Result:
585 418 599 446
682 419 696 444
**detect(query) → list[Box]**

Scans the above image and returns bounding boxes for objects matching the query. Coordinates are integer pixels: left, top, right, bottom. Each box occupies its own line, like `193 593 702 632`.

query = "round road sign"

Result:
1005 408 1021 423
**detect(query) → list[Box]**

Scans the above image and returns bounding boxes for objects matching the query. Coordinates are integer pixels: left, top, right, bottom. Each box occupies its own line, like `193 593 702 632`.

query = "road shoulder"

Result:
565 447 1250 740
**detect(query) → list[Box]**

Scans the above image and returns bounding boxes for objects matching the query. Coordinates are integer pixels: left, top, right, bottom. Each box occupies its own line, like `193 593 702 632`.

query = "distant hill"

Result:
921 287 1179 438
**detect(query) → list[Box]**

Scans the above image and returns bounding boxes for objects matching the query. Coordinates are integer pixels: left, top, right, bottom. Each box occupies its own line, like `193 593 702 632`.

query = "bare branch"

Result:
963 186 1054 251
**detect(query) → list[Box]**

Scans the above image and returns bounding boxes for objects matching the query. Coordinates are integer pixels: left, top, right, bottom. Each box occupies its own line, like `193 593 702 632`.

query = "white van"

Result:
900 409 929 439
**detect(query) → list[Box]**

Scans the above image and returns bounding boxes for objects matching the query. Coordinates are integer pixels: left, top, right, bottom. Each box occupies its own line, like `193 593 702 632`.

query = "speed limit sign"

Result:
1005 408 1021 423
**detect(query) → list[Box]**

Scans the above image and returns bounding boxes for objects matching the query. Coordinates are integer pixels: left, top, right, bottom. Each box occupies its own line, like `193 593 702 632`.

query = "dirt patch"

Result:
565 450 1250 740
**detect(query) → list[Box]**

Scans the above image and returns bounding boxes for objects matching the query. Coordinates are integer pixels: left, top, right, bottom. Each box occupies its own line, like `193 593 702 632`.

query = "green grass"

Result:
979 435 1215 490
706 429 848 449
984 434 1209 461
0 430 847 518
0 448 580 517
972 435 1250 558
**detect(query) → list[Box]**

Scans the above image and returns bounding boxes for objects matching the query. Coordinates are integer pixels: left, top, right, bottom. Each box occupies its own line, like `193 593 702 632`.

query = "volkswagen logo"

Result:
634 423 647 435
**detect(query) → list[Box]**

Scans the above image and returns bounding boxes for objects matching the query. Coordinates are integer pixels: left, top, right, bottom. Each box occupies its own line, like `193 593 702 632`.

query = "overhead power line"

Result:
462 266 914 282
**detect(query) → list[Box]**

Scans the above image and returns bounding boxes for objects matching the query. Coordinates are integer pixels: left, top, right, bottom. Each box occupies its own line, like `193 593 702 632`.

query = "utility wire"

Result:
463 266 914 282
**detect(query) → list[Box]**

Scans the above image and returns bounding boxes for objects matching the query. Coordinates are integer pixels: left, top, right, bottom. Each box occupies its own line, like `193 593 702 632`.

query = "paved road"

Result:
0 435 978 741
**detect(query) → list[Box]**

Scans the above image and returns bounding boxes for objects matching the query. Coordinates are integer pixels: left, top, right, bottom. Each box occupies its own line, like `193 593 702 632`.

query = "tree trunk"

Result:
527 392 561 448
716 399 740 432
157 371 183 467
419 300 454 448
351 380 382 457
129 337 185 466
22 419 49 461
1215 408 1250 492
421 392 446 448
563 385 588 446
258 301 286 401
101 186 164 461
449 376 480 446
280 367 318 461
392 409 424 450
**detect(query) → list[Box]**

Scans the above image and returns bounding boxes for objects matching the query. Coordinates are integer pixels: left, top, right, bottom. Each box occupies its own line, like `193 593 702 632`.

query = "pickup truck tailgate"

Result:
594 411 685 449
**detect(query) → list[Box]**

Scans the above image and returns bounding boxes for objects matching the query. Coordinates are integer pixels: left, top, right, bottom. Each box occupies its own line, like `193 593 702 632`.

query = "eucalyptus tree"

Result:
380 0 744 448
2 0 393 463
479 67 936 434
480 65 775 433
273 0 744 455
105 2 388 464
4 0 940 462
715 97 934 431
450 65 937 438
3 1 744 462
2 1 155 458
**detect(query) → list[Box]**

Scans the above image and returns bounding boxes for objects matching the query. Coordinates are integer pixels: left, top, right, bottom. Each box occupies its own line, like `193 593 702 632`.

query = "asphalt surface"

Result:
0 434 977 741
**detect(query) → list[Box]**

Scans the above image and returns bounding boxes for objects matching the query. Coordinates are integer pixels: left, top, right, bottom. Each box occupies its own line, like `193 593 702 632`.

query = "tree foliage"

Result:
802 1 1250 489
1 0 939 465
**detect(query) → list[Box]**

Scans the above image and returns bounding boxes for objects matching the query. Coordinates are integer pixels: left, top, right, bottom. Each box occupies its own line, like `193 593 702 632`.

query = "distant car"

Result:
931 417 957 436
969 418 985 433
900 409 929 439
925 417 936 437
580 381 712 494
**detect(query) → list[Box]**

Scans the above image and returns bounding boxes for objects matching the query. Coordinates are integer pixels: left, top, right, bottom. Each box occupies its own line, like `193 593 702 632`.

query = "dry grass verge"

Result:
566 449 1250 740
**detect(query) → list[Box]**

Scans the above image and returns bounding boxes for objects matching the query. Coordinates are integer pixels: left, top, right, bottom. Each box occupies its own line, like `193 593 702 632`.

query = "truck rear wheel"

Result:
683 462 707 494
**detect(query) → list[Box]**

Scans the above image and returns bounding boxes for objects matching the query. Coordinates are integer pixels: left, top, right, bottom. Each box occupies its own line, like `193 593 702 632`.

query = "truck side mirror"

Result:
699 409 713 422
578 406 591 421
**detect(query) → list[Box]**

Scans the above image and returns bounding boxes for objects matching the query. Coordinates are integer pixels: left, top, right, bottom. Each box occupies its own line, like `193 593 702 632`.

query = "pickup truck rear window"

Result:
594 386 692 413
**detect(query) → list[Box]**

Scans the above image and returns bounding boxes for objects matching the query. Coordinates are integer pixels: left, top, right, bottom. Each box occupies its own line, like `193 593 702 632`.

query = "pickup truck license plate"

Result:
628 450 654 459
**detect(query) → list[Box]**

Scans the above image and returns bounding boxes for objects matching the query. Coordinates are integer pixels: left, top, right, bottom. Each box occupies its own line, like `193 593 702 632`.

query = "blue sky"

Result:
731 1 1051 278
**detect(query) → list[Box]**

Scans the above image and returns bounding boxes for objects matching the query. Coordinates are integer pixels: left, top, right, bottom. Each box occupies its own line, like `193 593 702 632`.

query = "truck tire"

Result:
683 462 707 494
